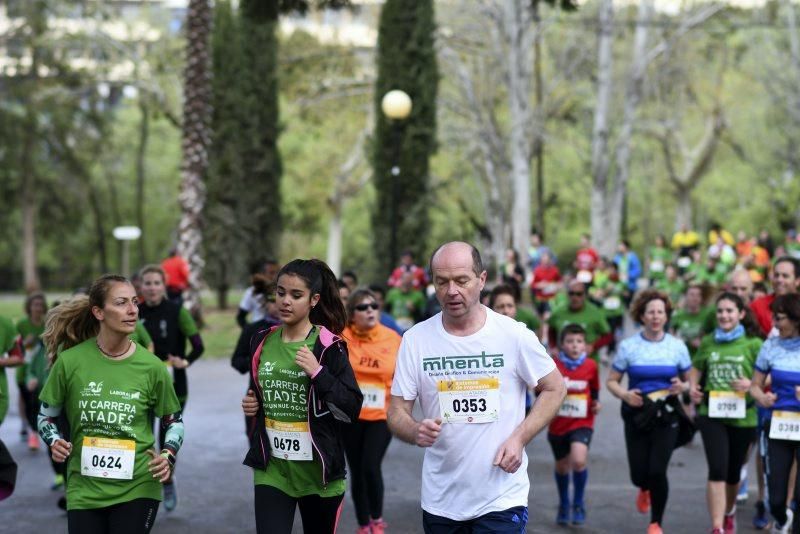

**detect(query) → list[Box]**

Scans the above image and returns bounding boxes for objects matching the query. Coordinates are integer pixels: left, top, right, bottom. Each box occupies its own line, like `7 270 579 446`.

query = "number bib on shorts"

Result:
647 389 670 402
438 378 499 424
558 393 588 418
80 437 135 480
770 411 800 441
359 383 385 410
266 419 313 461
708 391 746 419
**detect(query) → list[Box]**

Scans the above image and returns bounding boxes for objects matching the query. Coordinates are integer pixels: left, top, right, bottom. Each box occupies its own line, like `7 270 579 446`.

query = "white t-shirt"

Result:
391 307 556 520
239 286 266 323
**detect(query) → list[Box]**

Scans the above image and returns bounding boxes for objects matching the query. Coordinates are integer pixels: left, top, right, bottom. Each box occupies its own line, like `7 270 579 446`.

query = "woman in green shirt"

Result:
17 292 47 449
689 292 762 534
241 259 362 534
37 274 184 534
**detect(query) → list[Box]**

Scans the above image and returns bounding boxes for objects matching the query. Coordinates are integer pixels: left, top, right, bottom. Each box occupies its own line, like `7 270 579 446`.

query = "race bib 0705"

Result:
438 378 500 424
266 419 313 461
81 437 135 480
359 383 385 410
770 411 800 441
558 393 588 418
708 391 746 419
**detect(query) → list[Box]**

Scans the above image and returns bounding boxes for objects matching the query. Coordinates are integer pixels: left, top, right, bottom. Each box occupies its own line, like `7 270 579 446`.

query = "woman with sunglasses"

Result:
342 289 401 534
689 292 763 534
750 293 800 534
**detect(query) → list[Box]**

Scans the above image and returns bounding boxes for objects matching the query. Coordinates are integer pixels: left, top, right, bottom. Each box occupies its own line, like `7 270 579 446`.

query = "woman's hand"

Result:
147 450 172 483
624 389 643 408
757 392 777 409
51 439 72 463
689 383 704 404
669 377 687 396
731 377 751 393
242 390 259 417
295 345 321 377
168 355 189 369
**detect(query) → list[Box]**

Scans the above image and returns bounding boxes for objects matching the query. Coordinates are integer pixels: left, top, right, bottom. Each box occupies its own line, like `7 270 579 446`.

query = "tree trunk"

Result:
533 4 545 238
674 186 692 231
590 0 614 256
505 0 534 261
178 0 213 320
327 203 343 277
21 174 40 293
136 98 149 265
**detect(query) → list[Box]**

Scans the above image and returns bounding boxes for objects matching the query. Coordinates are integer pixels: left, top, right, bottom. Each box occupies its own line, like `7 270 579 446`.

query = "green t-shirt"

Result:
385 288 426 323
16 318 45 384
549 303 611 360
0 316 18 425
254 328 345 497
178 307 200 338
515 307 541 332
129 321 153 349
24 342 48 386
655 278 685 306
38 338 181 510
692 334 762 427
671 307 715 356
648 246 672 280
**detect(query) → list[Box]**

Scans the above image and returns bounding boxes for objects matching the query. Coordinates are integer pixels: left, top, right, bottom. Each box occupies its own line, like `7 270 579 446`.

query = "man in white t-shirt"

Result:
388 241 566 532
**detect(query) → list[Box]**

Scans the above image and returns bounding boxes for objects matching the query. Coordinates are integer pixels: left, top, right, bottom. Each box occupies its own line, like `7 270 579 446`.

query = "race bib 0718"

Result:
359 383 385 410
438 378 500 424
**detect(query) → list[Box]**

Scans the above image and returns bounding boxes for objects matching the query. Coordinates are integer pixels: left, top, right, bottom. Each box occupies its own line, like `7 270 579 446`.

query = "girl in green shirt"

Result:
241 259 362 534
37 274 184 534
689 292 762 534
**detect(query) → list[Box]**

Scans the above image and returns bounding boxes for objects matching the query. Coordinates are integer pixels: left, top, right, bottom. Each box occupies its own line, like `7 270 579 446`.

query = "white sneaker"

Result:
771 508 794 534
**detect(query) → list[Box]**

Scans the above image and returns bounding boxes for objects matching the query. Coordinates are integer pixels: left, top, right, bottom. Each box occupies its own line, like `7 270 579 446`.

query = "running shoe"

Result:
636 489 651 514
163 481 177 512
572 504 586 525
51 474 64 491
753 501 769 530
724 507 736 533
370 518 387 534
57 496 67 510
556 504 570 525
709 529 724 534
737 475 748 502
646 522 663 534
27 432 39 451
771 508 794 534
356 526 370 534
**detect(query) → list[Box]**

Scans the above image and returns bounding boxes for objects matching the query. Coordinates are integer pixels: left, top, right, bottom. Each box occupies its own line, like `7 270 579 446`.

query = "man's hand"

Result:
493 435 524 473
416 418 442 447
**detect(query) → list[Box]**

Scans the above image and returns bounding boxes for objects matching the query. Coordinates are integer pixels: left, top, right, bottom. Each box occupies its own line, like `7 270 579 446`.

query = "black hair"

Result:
771 293 800 331
559 323 587 345
341 271 358 284
277 259 347 334
368 284 386 298
489 284 518 307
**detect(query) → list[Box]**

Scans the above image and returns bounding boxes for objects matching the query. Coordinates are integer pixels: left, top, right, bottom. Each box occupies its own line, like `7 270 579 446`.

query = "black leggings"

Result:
67 498 159 534
623 414 679 526
764 428 800 526
696 416 756 483
343 420 393 526
254 484 344 534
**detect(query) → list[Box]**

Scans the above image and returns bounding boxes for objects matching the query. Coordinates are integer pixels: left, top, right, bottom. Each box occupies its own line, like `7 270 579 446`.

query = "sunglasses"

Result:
355 303 380 312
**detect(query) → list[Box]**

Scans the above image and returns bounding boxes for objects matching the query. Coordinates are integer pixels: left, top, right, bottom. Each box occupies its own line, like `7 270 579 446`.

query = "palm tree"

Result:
178 0 213 320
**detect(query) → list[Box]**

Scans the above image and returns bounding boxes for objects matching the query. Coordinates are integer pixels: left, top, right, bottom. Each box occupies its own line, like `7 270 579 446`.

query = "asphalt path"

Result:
0 357 765 533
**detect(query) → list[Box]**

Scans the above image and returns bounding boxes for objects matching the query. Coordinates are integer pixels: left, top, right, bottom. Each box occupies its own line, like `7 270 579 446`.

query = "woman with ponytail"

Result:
241 259 362 534
37 274 184 533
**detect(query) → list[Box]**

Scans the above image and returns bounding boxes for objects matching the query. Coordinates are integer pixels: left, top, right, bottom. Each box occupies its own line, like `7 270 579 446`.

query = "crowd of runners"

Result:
0 225 798 534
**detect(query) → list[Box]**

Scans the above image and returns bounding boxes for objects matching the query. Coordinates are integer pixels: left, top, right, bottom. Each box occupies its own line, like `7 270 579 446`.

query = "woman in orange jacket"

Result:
342 288 402 534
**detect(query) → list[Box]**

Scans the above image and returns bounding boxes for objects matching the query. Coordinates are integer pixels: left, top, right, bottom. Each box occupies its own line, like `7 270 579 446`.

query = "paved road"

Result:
0 359 763 533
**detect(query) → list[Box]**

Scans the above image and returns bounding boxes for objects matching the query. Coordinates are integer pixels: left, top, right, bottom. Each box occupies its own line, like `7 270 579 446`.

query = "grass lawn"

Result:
0 290 245 360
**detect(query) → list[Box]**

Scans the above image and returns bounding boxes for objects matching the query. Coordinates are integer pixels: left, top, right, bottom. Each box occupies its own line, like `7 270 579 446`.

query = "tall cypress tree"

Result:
372 0 438 276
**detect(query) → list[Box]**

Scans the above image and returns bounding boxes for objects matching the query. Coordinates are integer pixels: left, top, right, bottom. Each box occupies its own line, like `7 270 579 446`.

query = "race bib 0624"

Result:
438 378 500 424
81 437 135 480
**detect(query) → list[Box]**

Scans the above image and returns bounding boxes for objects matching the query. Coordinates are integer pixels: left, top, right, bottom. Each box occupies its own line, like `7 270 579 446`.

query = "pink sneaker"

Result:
27 432 39 451
370 518 387 534
356 526 370 534
724 508 736 533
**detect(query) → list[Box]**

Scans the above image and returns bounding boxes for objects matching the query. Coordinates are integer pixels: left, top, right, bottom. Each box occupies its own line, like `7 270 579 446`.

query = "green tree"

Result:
372 0 438 276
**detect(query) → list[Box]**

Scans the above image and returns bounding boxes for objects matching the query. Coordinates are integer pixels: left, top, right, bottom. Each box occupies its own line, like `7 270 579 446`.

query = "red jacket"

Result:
161 255 190 291
751 294 775 338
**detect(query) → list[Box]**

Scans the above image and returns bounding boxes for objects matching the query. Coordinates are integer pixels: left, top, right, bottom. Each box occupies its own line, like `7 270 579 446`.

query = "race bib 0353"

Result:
438 378 500 424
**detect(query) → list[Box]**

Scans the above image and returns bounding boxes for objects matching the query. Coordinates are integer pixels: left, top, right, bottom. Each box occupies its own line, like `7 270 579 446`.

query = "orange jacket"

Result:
343 323 401 421
161 255 190 291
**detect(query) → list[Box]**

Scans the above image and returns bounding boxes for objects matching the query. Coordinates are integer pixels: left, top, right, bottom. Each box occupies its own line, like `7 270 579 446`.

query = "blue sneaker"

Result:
572 504 586 525
737 475 748 502
753 500 768 530
163 481 177 512
556 504 570 525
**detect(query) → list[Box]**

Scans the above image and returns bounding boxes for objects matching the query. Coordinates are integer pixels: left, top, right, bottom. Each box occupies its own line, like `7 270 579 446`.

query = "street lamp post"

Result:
112 226 142 277
381 89 412 268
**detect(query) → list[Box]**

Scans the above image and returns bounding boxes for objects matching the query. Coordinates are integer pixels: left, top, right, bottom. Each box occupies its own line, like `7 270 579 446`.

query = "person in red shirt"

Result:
387 250 428 290
574 234 599 283
750 256 799 337
548 324 600 527
530 251 562 319
161 249 191 304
